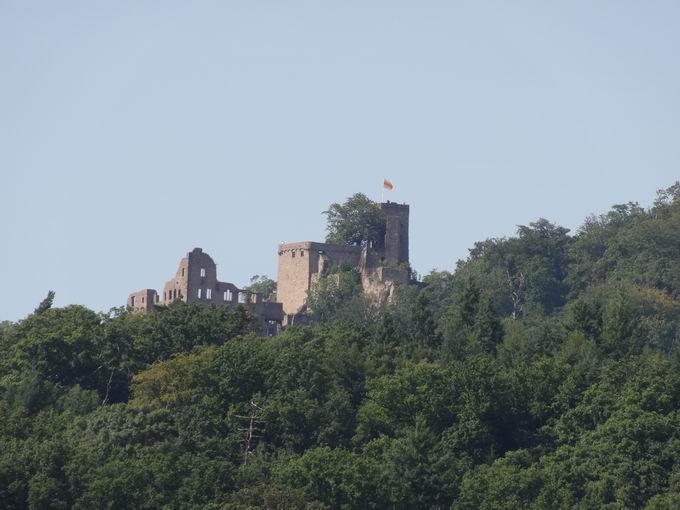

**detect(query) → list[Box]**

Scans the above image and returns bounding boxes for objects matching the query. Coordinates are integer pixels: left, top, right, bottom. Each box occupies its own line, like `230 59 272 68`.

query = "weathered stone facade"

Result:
128 201 410 331
127 248 283 335
277 201 410 323
127 288 159 313
276 242 364 318
381 201 409 265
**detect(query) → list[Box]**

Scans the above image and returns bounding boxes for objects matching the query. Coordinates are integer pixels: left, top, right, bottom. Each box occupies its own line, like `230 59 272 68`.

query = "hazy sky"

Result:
2 1 679 321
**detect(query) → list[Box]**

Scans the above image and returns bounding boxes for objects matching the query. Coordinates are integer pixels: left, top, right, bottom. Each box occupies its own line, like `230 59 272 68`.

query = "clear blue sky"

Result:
2 1 679 321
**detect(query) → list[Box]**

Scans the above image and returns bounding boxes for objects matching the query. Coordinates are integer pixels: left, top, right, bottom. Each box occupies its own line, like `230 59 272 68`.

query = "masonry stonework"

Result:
127 289 159 313
381 201 409 266
277 242 363 317
276 201 410 323
128 248 283 335
128 200 411 332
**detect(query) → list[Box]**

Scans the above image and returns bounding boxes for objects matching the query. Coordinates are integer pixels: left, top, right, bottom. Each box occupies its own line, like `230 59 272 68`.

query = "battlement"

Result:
278 241 363 256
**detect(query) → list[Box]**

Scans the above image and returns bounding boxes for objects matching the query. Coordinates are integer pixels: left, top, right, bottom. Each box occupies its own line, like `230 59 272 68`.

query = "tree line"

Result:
2 184 680 509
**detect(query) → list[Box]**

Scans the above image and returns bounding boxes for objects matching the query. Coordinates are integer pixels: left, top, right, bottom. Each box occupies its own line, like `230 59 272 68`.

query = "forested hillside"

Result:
3 184 680 509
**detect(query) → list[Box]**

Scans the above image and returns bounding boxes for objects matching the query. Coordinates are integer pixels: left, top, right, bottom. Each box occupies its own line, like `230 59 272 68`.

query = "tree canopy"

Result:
324 192 386 247
246 275 277 302
2 183 680 508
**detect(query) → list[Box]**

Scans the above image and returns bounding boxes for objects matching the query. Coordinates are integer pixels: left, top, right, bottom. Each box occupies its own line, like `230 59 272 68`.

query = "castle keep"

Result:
127 248 283 335
277 201 410 323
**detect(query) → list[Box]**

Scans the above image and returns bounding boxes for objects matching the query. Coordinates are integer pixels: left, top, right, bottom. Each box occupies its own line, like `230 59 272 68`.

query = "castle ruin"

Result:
127 248 283 335
128 200 411 332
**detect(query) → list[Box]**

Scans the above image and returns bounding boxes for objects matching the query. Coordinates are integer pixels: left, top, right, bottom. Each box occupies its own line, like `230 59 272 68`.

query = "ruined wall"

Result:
129 247 283 334
185 248 218 305
162 254 190 304
127 288 159 313
178 249 283 326
162 248 241 307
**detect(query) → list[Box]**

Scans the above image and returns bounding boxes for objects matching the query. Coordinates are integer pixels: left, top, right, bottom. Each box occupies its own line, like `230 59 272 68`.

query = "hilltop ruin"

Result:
128 200 411 331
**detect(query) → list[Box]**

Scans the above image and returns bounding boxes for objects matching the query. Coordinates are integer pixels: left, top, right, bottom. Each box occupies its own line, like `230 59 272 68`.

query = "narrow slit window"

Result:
198 288 202 299
226 289 233 301
207 288 212 299
200 268 206 277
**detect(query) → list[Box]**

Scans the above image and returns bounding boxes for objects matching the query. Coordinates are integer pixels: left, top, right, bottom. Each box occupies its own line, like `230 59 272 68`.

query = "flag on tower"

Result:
383 178 394 190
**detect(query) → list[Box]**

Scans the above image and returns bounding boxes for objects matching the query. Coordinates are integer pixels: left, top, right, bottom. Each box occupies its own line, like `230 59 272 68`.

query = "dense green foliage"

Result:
3 184 680 509
246 275 277 302
324 193 386 247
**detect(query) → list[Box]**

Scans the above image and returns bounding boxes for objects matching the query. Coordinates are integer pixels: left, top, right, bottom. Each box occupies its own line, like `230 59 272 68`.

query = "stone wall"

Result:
127 288 159 313
127 248 283 334
276 201 410 320
277 241 363 317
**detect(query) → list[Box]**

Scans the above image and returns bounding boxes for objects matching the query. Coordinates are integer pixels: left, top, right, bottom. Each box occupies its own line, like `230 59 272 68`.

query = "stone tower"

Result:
276 201 411 322
381 201 409 266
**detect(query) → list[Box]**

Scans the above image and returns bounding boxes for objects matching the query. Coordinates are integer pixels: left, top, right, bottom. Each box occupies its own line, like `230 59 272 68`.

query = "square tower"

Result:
381 202 409 266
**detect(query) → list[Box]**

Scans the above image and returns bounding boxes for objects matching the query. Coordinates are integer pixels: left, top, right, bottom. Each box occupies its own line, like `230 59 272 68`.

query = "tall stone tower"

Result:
381 201 409 266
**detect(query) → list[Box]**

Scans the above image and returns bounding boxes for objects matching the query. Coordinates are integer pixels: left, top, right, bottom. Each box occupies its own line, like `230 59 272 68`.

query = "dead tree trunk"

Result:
506 266 526 320
235 401 265 463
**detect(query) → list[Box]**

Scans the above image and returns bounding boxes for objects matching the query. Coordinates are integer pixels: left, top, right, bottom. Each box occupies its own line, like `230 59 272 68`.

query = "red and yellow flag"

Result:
383 178 394 190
